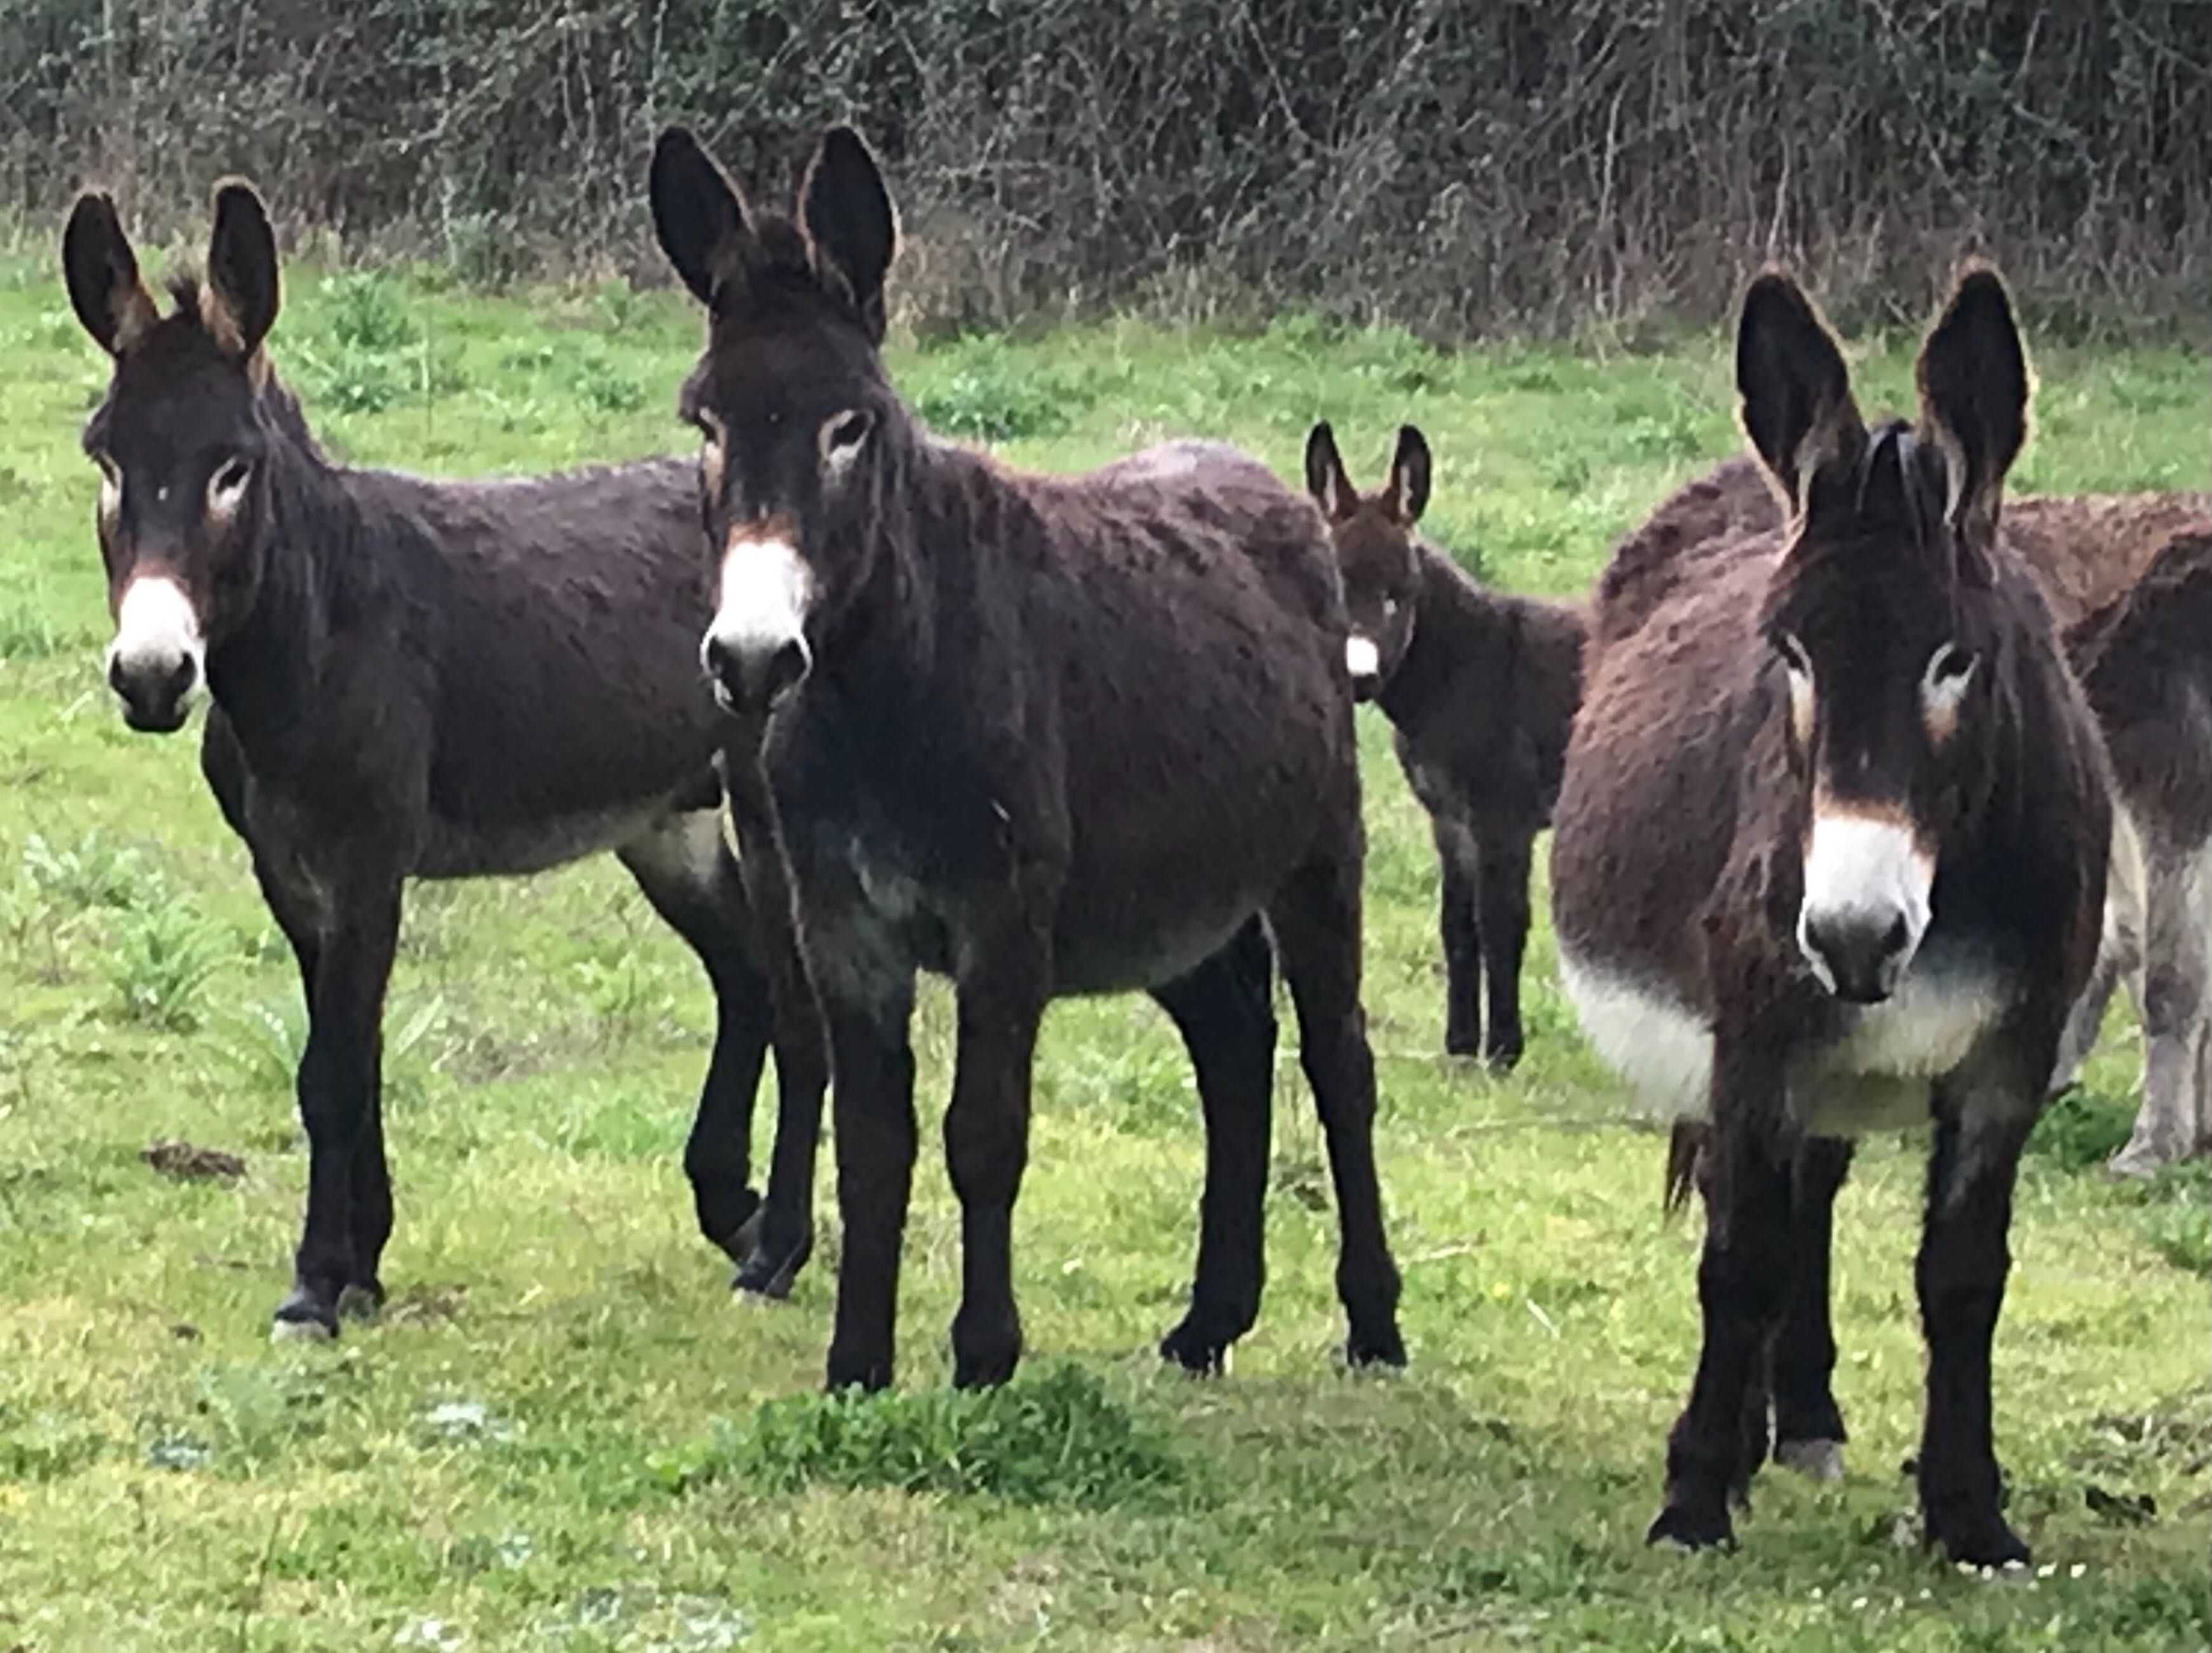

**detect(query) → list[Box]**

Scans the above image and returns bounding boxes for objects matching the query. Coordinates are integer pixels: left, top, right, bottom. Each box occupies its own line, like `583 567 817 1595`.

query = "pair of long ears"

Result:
1738 262 2030 548
63 181 280 362
1306 423 1431 525
651 125 897 343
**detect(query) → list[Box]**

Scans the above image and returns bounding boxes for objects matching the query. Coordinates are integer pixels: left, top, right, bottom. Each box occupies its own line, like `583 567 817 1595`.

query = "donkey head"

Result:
651 125 901 716
1744 265 2030 1004
1306 422 1429 701
63 183 282 733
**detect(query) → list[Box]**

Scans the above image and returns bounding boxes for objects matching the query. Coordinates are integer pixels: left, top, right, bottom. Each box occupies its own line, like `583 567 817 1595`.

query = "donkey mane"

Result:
707 213 822 313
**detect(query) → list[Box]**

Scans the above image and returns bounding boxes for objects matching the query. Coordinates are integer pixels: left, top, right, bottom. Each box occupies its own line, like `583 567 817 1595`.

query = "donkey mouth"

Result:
117 694 194 735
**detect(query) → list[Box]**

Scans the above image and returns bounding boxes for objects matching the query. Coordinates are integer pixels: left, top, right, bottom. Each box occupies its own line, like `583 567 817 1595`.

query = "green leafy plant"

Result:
650 1364 1195 1510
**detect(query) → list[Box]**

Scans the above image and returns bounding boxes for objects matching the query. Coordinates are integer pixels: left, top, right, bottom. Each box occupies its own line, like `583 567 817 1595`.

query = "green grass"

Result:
0 253 2205 1651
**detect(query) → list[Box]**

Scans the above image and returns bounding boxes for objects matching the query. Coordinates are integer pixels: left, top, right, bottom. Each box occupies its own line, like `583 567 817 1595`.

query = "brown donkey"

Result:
1641 464 2211 1174
1552 266 2110 1564
62 183 826 1338
1304 422 1584 1069
649 125 1405 1391
2054 520 2212 1173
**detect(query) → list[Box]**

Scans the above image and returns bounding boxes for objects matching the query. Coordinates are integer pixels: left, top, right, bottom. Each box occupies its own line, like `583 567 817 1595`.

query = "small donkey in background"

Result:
1304 423 1584 1070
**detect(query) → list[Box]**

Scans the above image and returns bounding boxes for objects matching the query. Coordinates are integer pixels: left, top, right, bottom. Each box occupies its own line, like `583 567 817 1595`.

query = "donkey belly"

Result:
416 800 685 879
1556 953 1715 1123
1560 944 2016 1138
1049 896 1261 997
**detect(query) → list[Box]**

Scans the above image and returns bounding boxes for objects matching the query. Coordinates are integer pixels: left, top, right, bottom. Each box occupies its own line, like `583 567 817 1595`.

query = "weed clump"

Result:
652 1363 1198 1510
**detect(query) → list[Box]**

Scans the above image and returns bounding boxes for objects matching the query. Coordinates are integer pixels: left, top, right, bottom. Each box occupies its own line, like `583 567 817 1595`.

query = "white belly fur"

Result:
1558 948 2013 1138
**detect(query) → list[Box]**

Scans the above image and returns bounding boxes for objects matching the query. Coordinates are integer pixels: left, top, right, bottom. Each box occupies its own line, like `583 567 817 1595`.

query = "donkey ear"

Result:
1735 269 1864 513
62 190 158 357
204 180 281 359
1387 425 1431 525
801 126 896 340
1304 423 1355 519
651 126 748 308
1916 263 2030 543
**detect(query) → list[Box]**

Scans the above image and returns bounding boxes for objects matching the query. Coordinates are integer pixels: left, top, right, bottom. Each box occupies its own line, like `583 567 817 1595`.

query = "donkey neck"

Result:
1377 542 1512 729
202 405 372 757
796 428 1048 833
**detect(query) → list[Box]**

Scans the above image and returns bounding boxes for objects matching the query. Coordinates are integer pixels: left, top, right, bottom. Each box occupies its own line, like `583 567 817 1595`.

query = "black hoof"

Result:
1345 1320 1408 1369
951 1309 1023 1390
1648 1499 1735 1553
1158 1318 1234 1376
732 1228 812 1301
825 1344 892 1393
1930 1511 2031 1570
707 1191 767 1266
1444 1032 1482 1060
270 1289 340 1344
336 1280 386 1323
1482 1044 1523 1075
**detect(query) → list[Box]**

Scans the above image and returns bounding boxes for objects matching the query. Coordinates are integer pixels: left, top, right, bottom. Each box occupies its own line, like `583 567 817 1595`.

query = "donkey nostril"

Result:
702 633 734 682
1881 914 1911 957
107 653 129 694
764 637 812 703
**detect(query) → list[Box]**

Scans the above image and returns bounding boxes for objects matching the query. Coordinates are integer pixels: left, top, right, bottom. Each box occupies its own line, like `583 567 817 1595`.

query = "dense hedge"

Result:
3 1 2205 338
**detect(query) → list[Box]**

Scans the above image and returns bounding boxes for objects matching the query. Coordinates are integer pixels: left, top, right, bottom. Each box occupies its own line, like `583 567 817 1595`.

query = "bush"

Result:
0 1 2201 340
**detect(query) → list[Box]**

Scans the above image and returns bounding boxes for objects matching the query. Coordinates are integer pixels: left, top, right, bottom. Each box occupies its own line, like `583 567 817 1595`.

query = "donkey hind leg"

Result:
1650 1056 1793 1551
618 813 818 1298
1917 1074 2039 1567
1769 1137 1854 1484
1434 820 1483 1058
1153 919 1277 1375
1268 849 1405 1368
1474 828 1535 1073
2194 1002 2212 1156
272 873 404 1341
2112 842 2212 1178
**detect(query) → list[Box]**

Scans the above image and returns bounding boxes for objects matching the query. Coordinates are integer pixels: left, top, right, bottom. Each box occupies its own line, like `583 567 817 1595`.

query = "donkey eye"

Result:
1921 641 1977 742
91 451 121 483
821 409 873 460
1924 642 1977 688
1772 630 1813 680
211 456 252 495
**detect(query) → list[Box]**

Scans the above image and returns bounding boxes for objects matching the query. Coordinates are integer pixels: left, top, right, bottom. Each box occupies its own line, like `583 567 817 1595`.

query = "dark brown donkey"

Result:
1304 422 1584 1069
2053 521 2212 1174
1552 265 2110 1564
62 182 826 1338
649 124 1405 1391
1642 467 2211 1176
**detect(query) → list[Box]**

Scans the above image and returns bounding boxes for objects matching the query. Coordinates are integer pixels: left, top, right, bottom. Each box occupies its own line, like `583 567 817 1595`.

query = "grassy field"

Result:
0 240 2204 1652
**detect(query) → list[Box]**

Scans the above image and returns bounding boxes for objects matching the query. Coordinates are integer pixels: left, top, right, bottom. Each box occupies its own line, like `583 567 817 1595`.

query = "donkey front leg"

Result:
945 919 1052 1390
273 877 403 1341
822 976 918 1392
1770 1136 1854 1482
1651 1043 1794 1550
1916 1079 2038 1567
